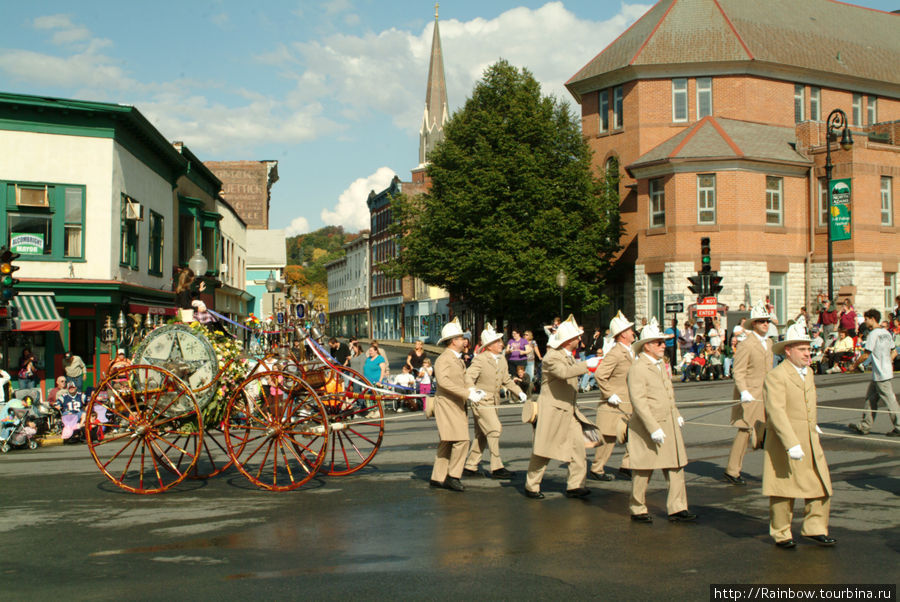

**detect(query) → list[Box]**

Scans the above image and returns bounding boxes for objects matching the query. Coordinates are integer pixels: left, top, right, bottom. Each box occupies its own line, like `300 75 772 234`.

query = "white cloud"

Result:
321 167 397 231
285 216 311 236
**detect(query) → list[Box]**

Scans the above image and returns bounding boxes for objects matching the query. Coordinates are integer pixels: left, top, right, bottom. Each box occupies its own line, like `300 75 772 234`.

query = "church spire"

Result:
419 3 449 166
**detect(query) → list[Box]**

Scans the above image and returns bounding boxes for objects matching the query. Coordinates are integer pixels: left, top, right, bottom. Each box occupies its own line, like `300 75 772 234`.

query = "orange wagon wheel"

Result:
85 365 202 494
223 371 330 491
322 366 385 476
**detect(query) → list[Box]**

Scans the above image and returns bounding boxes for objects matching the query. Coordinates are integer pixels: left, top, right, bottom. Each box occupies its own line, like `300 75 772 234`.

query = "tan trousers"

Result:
431 440 469 482
725 429 752 478
591 435 630 474
525 418 586 492
769 495 831 542
629 467 688 515
465 427 504 471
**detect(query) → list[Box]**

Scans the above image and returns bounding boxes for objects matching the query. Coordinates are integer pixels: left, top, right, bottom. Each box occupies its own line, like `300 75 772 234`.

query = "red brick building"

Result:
566 0 899 324
204 160 279 230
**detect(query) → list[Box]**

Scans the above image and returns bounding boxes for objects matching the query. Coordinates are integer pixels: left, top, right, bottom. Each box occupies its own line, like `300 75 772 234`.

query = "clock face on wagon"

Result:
132 324 219 408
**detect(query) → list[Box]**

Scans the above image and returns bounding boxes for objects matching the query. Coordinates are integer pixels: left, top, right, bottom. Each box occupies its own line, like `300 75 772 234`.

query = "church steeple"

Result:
419 3 449 166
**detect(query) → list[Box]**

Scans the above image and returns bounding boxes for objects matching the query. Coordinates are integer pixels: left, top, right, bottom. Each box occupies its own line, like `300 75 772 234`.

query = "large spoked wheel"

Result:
223 371 330 491
322 367 385 476
86 365 203 494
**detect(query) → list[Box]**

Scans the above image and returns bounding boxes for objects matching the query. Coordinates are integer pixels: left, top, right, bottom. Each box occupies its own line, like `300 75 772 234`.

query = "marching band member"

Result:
626 318 695 523
724 301 775 485
463 324 526 479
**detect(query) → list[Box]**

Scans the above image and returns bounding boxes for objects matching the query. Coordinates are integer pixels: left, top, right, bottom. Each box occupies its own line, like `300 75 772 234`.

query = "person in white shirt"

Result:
0 353 11 404
848 309 900 436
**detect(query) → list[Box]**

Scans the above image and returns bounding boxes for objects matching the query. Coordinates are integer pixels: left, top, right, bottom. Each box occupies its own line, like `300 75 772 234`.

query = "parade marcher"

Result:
626 318 695 523
430 318 485 492
524 315 599 500
590 310 635 482
762 319 835 548
724 300 775 485
463 324 526 479
847 309 900 436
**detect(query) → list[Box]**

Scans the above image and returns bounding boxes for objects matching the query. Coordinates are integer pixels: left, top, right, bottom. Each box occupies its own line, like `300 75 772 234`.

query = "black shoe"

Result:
524 489 545 499
565 487 591 498
886 429 900 437
723 472 746 486
775 539 796 549
848 423 870 435
491 467 515 479
462 468 480 477
805 534 837 546
444 477 465 492
429 479 444 488
618 468 632 480
630 513 652 523
588 471 614 481
668 510 697 522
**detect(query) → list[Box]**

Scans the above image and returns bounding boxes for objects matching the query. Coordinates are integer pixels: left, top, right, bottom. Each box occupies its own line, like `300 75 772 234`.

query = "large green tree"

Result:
390 60 621 324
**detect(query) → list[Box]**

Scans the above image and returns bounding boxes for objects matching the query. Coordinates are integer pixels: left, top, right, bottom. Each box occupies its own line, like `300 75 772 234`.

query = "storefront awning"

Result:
12 293 62 331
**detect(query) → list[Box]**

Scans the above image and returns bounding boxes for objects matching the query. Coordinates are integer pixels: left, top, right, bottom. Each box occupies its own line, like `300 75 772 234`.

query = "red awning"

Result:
128 303 177 316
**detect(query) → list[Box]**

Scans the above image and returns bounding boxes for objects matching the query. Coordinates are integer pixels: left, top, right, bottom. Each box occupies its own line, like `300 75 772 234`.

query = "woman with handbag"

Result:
18 348 37 390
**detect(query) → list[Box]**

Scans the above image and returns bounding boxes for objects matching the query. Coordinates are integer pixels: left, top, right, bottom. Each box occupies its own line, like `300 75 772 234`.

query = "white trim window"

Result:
697 174 716 224
867 96 877 125
885 273 896 313
613 86 623 129
794 84 805 123
766 176 783 226
696 77 712 119
673 78 688 122
810 87 821 121
648 273 664 326
882 176 893 226
852 93 862 125
649 178 665 228
769 273 787 324
599 89 609 132
818 178 828 227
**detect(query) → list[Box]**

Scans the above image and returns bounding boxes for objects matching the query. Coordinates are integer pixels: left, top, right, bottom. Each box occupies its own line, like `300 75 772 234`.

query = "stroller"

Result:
15 388 57 437
0 398 39 453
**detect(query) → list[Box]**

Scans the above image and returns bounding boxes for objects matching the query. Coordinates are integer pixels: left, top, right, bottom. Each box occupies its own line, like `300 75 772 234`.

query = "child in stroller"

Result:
0 398 39 453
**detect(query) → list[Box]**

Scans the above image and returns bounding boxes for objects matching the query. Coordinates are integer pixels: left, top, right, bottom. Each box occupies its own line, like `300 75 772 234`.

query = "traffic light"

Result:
687 274 706 296
709 273 724 296
1 246 21 303
700 237 711 273
0 304 18 331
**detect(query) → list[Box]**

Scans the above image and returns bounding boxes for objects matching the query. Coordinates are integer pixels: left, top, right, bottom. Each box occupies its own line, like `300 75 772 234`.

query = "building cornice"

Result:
628 156 813 180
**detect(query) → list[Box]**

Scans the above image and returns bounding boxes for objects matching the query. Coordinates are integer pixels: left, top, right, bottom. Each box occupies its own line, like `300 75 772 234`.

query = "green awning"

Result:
12 293 62 331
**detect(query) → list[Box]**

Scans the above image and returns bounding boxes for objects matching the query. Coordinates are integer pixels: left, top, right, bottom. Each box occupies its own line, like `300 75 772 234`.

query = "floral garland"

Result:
187 322 246 428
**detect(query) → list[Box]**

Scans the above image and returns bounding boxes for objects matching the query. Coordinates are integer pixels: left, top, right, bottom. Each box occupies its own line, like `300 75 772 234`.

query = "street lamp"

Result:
824 108 853 303
188 248 208 276
265 271 278 293
556 269 567 316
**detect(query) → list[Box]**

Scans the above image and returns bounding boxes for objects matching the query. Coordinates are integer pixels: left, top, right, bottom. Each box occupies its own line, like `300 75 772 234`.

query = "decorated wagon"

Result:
83 320 401 494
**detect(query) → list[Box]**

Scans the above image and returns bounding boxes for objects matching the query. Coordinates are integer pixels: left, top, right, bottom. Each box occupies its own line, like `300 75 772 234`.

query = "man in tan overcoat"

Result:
626 318 695 523
430 318 486 492
463 324 526 479
763 319 835 548
725 301 775 485
524 315 599 499
591 310 635 481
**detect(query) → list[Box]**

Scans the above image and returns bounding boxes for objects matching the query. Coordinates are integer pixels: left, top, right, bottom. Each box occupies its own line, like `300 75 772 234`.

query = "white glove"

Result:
650 428 666 445
787 445 805 460
815 425 823 435
677 416 684 428
585 357 600 370
467 388 485 403
740 390 754 403
518 391 527 402
607 394 622 406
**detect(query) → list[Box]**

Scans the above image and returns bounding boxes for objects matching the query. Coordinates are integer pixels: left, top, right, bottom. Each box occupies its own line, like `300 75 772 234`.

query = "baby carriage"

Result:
14 388 57 437
0 399 39 453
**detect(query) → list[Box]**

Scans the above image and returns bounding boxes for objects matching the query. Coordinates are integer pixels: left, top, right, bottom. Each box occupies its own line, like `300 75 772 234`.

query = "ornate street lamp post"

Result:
556 269 567 317
824 109 853 303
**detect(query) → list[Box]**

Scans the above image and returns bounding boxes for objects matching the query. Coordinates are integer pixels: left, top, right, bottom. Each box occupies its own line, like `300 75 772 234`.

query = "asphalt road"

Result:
1 371 897 600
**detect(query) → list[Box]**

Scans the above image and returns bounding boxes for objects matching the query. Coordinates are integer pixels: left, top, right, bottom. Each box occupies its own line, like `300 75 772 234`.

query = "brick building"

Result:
204 160 279 230
565 0 899 324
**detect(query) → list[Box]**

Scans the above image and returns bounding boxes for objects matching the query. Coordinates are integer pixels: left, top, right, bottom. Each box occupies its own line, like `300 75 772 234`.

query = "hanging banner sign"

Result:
829 178 851 242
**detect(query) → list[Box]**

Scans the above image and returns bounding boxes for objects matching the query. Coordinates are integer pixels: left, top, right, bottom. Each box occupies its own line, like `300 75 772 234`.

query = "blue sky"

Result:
1 1 896 236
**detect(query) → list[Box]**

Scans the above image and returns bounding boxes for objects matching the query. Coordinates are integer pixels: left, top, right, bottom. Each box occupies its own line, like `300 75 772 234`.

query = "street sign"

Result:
696 304 718 317
665 302 683 313
701 296 717 305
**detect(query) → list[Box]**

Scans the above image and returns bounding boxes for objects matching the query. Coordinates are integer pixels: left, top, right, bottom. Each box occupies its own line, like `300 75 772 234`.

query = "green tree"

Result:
390 60 621 324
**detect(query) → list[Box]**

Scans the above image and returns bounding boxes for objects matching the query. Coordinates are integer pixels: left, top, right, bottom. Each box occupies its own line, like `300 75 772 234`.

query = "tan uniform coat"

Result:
762 361 832 498
466 352 522 435
433 348 469 442
594 343 633 437
731 334 774 432
532 347 594 461
626 354 688 470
